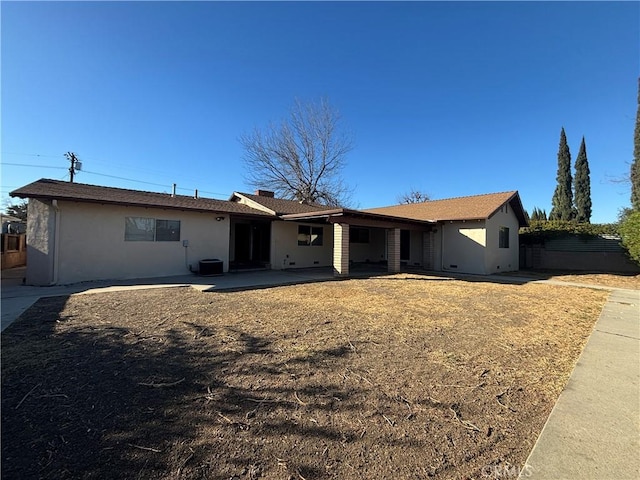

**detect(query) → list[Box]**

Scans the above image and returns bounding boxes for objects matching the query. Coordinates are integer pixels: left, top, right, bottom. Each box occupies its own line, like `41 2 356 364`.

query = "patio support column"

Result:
333 223 350 277
387 228 401 273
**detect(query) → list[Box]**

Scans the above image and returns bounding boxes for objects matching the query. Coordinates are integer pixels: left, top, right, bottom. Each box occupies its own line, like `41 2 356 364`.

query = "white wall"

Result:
271 221 333 269
485 206 520 273
441 220 488 274
51 201 230 284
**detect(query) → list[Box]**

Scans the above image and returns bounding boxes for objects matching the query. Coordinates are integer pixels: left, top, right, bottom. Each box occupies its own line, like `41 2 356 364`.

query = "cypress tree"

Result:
574 137 592 223
632 78 640 211
549 127 574 220
530 207 548 222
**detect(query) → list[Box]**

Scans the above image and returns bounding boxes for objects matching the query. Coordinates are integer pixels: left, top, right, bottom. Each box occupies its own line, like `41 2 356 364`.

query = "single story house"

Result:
10 179 528 285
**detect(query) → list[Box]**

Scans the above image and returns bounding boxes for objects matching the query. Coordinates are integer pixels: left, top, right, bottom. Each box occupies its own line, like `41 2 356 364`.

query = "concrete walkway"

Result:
522 287 640 480
1 267 342 332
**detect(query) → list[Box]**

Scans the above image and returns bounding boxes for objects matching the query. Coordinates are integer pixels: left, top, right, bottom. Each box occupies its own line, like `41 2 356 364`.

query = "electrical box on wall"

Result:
182 240 189 247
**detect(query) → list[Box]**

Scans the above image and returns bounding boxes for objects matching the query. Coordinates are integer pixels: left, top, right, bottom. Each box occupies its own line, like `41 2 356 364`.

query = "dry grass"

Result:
507 270 640 290
2 275 608 479
543 272 639 290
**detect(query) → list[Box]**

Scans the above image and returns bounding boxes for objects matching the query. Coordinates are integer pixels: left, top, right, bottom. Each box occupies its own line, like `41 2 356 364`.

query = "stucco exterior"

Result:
349 227 386 263
13 180 527 283
484 205 520 273
27 200 231 285
26 199 58 285
440 220 487 274
406 229 424 266
270 221 333 269
438 204 521 275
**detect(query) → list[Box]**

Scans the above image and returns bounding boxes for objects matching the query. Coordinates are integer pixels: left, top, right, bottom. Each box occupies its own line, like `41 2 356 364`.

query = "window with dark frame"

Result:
156 220 181 241
125 217 181 242
499 226 509 248
298 225 323 246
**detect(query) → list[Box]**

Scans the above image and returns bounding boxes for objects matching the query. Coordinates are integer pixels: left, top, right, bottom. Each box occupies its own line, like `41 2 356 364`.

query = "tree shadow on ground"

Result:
1 294 415 479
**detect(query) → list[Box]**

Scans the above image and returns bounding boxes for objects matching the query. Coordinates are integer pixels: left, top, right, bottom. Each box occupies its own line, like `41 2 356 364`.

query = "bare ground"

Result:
1 275 608 479
514 270 640 290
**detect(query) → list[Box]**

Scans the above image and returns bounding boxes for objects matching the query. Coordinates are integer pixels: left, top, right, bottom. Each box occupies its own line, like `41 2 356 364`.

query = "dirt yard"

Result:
515 270 640 290
2 275 608 479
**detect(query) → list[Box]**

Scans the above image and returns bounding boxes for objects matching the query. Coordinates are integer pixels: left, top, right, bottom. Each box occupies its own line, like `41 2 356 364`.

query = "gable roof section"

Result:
230 192 328 216
365 191 528 227
10 179 272 216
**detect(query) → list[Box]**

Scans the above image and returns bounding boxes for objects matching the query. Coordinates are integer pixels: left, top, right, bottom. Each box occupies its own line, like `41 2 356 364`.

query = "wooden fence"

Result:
1 234 27 270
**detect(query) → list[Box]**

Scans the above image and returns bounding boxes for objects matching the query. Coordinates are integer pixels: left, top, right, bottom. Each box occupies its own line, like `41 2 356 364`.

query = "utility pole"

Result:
64 152 81 183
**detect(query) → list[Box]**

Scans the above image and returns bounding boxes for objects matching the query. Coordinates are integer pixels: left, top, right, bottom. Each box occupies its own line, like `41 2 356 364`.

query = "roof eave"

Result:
11 192 271 217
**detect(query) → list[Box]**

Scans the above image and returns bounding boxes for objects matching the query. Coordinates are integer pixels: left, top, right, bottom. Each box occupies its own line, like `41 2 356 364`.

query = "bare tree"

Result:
397 188 430 204
240 98 353 206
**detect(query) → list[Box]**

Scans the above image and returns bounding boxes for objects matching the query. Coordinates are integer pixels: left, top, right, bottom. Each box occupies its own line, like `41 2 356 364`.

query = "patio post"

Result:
333 223 350 276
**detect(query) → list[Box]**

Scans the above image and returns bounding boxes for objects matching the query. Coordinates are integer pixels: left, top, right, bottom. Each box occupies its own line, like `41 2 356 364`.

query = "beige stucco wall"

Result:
26 199 57 285
349 227 386 263
34 201 230 284
441 220 488 274
271 221 333 269
407 230 424 266
485 207 521 273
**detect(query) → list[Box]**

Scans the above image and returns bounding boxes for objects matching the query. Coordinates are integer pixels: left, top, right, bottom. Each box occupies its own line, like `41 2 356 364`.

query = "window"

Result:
156 220 181 241
349 227 370 244
310 226 323 246
499 226 510 248
125 217 155 241
297 225 323 246
125 217 180 242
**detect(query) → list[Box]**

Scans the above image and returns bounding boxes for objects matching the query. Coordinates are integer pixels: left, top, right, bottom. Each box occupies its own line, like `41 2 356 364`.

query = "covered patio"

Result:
281 208 436 277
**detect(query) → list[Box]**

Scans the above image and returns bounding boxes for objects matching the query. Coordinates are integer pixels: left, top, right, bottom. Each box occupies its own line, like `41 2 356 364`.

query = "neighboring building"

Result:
10 179 527 285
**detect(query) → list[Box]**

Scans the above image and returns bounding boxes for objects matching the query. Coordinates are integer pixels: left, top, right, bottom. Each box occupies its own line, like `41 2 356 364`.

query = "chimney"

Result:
172 183 177 197
255 189 275 198
194 189 198 199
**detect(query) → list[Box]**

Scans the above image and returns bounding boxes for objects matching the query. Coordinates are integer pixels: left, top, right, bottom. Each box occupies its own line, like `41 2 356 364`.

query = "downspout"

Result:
51 199 60 285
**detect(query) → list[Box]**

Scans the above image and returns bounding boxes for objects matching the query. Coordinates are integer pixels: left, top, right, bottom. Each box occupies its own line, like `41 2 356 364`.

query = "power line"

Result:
3 154 234 198
1 152 62 159
81 171 231 197
81 170 172 188
3 151 231 188
2 162 67 170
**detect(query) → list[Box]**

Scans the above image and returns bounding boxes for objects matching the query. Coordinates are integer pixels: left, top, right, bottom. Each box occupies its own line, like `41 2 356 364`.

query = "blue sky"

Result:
2 1 638 223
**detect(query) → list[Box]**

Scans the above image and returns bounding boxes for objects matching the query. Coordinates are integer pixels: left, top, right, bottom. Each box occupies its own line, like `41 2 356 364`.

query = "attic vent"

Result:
255 189 274 197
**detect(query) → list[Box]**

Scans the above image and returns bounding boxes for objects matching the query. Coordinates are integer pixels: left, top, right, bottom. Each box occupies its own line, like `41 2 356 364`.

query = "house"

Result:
365 191 528 275
10 179 527 285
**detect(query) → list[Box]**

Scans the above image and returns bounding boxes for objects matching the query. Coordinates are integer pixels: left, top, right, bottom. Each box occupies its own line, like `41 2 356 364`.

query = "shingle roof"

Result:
231 192 328 216
10 179 272 216
365 191 528 226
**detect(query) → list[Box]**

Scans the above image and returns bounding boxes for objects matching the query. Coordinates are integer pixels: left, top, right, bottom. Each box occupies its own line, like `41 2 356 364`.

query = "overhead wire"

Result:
2 153 233 198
